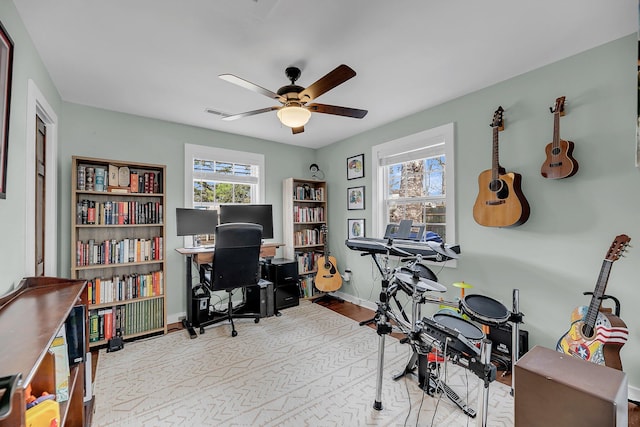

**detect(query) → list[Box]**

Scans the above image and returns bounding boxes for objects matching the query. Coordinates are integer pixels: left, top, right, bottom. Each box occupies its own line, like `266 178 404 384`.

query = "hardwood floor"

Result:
94 297 640 425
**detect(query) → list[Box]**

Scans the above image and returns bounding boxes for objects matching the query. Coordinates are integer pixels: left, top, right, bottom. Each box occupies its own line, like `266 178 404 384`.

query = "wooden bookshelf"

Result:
282 178 327 298
70 156 167 348
0 277 89 427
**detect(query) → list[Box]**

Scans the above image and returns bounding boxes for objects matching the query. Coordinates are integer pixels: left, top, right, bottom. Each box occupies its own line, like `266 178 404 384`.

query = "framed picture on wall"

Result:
347 219 365 239
347 186 365 210
0 21 14 199
347 153 364 180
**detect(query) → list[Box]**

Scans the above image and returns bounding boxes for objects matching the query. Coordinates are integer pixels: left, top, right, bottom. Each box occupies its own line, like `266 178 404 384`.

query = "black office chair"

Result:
198 223 263 337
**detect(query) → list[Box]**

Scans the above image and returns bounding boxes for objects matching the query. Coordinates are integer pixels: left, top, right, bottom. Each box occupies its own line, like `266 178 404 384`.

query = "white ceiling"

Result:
12 0 637 149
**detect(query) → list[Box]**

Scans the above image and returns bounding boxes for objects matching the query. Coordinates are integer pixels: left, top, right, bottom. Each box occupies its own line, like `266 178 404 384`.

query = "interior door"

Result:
35 115 45 276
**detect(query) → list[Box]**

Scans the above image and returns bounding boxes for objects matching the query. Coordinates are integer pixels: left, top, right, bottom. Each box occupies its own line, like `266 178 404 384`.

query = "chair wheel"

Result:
232 330 238 337
254 318 260 323
199 327 205 334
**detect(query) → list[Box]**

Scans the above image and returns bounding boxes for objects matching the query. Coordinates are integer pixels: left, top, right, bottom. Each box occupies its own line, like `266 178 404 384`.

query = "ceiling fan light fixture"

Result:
277 104 311 128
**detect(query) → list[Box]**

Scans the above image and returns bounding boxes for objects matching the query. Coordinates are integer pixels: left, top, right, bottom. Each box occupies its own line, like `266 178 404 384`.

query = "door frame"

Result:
25 79 58 276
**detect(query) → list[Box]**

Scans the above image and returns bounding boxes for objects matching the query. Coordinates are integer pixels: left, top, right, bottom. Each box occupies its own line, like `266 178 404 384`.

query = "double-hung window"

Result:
372 123 456 253
184 144 265 245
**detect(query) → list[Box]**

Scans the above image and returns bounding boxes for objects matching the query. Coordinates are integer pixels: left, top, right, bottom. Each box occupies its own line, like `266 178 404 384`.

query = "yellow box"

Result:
25 399 60 427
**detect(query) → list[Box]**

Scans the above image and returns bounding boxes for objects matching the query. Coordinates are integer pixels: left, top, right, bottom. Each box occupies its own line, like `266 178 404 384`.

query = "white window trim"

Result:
24 80 58 276
371 122 456 266
183 144 265 246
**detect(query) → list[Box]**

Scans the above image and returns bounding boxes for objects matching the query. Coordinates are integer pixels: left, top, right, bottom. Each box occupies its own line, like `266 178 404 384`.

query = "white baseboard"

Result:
629 384 640 403
332 290 377 311
168 312 185 325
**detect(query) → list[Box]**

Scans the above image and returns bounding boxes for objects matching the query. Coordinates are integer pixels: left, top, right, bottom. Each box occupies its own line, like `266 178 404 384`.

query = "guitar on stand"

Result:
313 225 343 303
556 234 630 370
541 96 579 179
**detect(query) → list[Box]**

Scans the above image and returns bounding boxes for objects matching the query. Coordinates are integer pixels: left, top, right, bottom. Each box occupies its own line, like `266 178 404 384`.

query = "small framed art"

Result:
348 219 365 239
347 153 364 180
347 186 365 210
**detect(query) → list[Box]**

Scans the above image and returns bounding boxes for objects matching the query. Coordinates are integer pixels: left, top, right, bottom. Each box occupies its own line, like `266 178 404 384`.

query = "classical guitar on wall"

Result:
556 234 630 371
314 225 343 292
472 106 530 227
541 96 579 179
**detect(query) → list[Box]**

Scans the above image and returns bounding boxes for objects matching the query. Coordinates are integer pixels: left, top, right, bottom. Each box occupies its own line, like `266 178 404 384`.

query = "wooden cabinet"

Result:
282 178 327 297
0 277 89 427
70 156 167 348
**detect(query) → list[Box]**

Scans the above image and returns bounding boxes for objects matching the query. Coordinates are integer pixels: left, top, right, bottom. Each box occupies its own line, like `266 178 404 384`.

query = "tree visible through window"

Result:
387 155 446 240
184 144 265 245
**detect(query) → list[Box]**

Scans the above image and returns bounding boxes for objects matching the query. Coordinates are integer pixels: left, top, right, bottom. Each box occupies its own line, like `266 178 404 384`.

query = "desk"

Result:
176 243 283 338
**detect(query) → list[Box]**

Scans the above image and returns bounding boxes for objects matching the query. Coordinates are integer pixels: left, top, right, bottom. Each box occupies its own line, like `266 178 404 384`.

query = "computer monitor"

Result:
176 208 218 237
219 204 274 239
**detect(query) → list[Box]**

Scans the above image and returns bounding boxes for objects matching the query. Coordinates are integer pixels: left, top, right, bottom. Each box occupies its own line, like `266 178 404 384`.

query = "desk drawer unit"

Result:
262 258 300 310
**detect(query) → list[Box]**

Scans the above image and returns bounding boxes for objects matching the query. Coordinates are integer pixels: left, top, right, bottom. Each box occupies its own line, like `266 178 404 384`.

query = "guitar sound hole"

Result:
489 179 509 200
551 147 561 156
581 324 595 339
489 179 503 192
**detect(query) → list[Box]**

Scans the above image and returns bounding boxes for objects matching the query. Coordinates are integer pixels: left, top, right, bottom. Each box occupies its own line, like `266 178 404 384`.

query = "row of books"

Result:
87 270 164 305
78 165 162 194
89 298 164 342
76 236 163 267
293 228 325 247
296 251 322 274
76 200 163 225
293 206 324 223
295 185 324 201
299 275 319 298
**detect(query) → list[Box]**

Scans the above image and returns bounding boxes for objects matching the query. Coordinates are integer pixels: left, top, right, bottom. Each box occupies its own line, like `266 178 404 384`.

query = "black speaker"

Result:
488 323 528 360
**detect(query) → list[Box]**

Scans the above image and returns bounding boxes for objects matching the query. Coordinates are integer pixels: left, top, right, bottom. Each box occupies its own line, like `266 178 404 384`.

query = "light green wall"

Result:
58 103 316 317
0 1 62 291
319 35 640 388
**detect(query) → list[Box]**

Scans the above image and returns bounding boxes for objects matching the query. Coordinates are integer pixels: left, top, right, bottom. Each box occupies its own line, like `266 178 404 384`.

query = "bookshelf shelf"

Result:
71 156 167 349
283 178 328 299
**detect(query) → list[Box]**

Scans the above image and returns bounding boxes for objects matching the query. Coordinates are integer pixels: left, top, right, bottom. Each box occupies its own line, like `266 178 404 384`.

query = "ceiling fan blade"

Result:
292 126 304 134
219 74 285 102
307 103 368 119
222 106 280 121
298 64 356 103
204 108 230 118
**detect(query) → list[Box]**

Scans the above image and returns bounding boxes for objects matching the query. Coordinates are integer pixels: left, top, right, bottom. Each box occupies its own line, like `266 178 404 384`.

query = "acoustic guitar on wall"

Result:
314 225 343 292
472 106 530 227
541 96 579 179
556 234 630 371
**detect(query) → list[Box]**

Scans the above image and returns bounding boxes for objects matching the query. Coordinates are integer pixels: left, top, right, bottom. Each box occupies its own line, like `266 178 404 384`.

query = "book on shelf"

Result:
130 172 139 193
50 327 71 402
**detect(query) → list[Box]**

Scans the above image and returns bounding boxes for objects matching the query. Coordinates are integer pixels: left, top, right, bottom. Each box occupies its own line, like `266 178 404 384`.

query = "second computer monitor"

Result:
219 204 274 239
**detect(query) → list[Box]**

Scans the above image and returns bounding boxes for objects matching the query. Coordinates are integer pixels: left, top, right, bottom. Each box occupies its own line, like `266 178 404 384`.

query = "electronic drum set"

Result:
347 237 524 427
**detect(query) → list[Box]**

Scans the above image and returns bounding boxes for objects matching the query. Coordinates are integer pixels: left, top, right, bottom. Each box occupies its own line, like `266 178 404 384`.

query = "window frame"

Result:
183 143 265 246
371 122 456 266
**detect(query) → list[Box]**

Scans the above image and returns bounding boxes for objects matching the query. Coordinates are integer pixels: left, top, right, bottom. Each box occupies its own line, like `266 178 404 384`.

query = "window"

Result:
372 123 455 257
184 144 265 245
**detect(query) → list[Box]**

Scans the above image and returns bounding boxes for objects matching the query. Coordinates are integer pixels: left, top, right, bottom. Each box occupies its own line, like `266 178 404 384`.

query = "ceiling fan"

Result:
207 64 368 134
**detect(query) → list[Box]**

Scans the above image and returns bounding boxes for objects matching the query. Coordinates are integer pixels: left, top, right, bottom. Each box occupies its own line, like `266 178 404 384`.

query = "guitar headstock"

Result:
551 96 566 116
490 106 504 131
605 234 631 262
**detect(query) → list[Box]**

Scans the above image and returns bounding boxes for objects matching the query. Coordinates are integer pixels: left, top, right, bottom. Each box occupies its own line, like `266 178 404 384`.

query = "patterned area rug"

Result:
93 302 513 426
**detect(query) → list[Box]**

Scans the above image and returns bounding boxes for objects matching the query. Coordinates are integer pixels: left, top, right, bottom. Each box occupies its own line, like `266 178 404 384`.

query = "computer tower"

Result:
245 281 275 317
515 345 627 427
262 258 299 310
